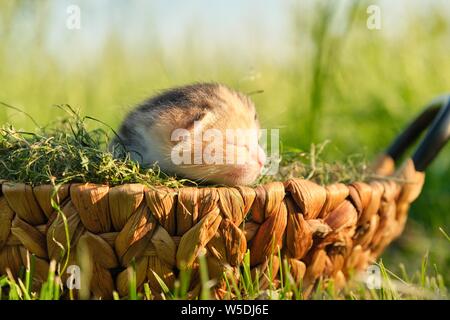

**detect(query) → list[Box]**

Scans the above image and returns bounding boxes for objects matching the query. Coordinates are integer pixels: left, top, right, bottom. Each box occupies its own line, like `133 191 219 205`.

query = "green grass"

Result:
0 0 449 299
0 249 447 300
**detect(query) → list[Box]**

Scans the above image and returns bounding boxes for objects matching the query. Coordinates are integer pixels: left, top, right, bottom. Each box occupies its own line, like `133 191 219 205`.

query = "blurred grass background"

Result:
0 0 449 286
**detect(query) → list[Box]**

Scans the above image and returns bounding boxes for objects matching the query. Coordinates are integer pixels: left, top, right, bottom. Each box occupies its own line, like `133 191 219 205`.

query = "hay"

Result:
0 105 185 187
0 105 368 187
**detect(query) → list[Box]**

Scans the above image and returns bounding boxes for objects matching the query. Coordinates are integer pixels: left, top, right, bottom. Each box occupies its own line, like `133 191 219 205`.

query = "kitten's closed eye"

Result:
185 112 206 130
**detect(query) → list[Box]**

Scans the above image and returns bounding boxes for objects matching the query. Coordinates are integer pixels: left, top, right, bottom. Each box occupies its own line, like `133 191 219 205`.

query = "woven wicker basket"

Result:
0 96 448 299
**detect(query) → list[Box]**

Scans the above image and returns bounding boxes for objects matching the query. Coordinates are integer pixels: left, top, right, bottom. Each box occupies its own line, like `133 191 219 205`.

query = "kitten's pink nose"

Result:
256 146 266 168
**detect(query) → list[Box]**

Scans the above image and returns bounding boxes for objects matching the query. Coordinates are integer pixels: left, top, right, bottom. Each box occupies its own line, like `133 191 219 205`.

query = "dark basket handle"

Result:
385 95 450 172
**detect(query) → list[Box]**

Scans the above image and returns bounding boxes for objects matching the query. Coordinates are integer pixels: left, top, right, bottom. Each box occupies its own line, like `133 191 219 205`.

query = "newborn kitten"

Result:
110 83 266 186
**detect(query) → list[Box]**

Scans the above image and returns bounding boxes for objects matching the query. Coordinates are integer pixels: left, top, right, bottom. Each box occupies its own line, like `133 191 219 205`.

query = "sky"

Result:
8 0 450 65
45 0 290 60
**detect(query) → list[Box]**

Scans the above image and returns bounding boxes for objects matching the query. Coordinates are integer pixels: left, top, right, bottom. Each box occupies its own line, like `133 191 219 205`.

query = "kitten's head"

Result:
142 83 266 185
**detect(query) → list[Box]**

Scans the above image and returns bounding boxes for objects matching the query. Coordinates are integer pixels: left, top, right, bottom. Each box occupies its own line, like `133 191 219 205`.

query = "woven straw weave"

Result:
0 157 424 299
